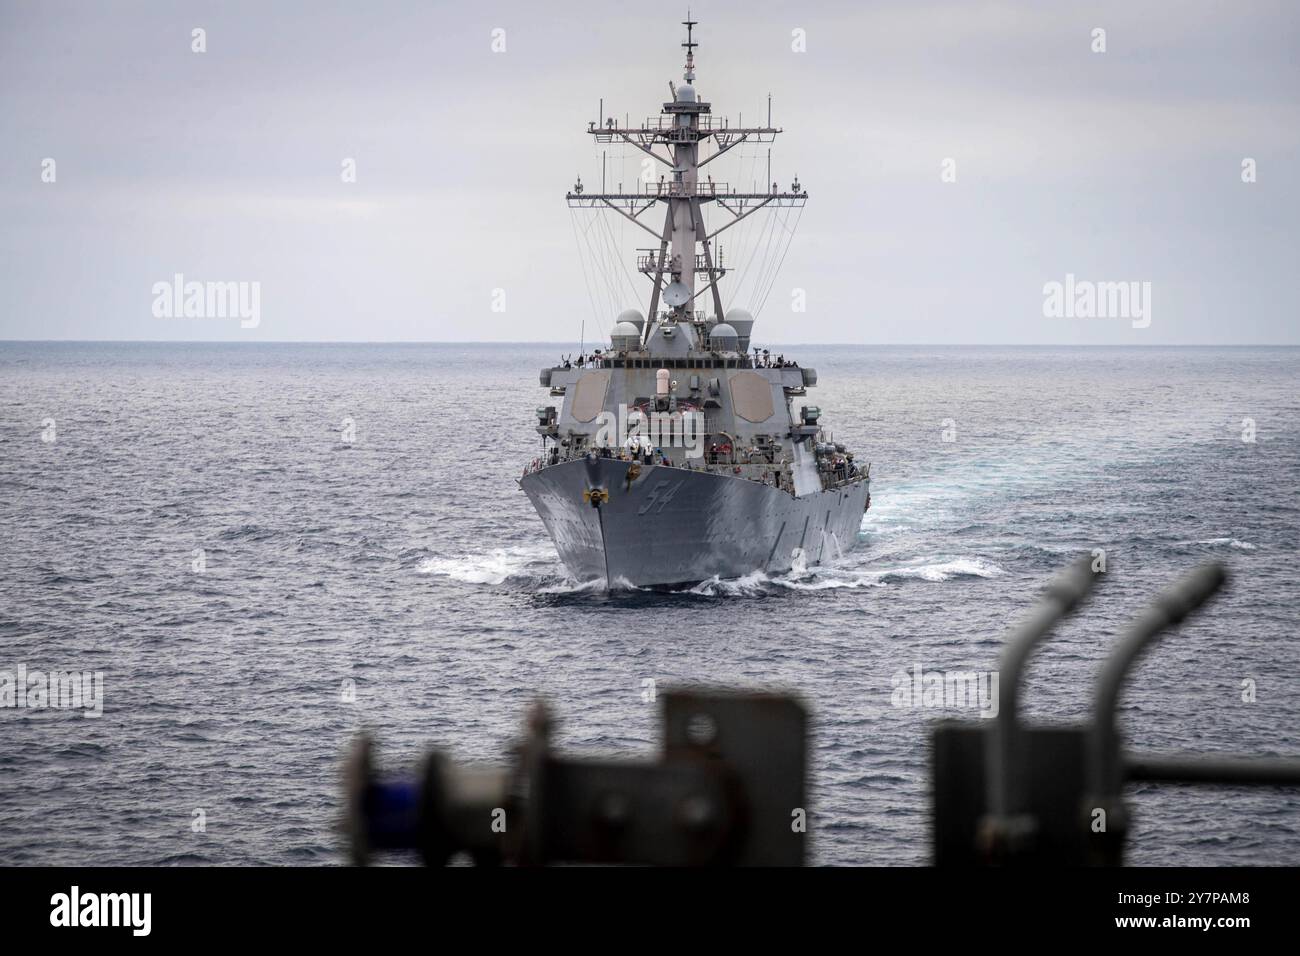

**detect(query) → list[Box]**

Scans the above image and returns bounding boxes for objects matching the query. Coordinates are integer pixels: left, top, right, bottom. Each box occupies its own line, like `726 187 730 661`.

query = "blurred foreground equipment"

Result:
344 559 1299 866
934 558 1300 865
345 690 806 866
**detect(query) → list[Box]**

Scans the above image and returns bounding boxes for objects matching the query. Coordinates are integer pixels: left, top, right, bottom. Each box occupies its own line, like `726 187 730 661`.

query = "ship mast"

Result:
566 16 808 347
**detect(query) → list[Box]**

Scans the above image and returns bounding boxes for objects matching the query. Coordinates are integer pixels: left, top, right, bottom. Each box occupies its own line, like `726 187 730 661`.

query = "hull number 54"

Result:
638 479 683 515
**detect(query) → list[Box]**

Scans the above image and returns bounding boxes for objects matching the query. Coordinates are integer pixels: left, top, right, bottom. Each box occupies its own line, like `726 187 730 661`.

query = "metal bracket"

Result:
935 558 1300 866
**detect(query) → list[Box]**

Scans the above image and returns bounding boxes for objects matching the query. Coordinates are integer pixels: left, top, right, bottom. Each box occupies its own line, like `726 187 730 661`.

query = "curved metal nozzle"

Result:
1090 562 1228 800
988 554 1101 818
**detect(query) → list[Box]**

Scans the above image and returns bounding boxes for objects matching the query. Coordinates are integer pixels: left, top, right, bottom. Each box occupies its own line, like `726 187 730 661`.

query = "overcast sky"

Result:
1 0 1296 344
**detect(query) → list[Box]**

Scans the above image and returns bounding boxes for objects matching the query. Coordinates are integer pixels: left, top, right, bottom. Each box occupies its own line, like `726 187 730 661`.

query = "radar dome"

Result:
725 308 755 351
676 84 696 103
709 322 739 351
610 321 641 349
617 309 645 330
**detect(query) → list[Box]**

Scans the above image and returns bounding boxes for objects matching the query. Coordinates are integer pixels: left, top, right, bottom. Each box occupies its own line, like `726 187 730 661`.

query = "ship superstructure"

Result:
520 17 871 587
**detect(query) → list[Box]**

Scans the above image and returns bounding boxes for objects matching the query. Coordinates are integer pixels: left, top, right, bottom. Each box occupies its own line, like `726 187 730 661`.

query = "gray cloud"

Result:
1 0 1296 343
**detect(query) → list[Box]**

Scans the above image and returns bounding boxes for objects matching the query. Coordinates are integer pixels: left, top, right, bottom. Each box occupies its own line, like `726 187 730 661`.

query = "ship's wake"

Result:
416 539 1002 600
687 556 1003 597
416 542 559 586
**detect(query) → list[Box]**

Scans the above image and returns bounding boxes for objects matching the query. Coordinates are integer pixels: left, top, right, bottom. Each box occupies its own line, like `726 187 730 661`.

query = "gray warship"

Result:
521 17 871 588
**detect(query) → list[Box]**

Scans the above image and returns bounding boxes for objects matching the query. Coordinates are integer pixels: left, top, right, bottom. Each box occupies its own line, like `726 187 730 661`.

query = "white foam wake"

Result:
871 557 1005 582
688 557 1004 595
417 542 557 585
537 577 607 594
688 570 771 596
418 539 1003 595
1187 537 1258 551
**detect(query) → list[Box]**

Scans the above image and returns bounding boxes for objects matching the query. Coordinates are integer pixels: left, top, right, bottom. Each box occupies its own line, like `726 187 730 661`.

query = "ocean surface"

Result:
0 342 1297 866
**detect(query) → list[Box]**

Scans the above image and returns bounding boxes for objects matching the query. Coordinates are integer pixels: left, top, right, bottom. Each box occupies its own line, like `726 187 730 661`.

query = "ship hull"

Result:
520 457 869 588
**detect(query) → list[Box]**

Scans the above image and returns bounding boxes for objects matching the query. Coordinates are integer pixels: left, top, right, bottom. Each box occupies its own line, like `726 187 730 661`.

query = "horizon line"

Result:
2 339 1298 348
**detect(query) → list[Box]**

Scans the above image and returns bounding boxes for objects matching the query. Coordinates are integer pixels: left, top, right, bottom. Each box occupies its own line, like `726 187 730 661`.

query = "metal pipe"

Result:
1090 563 1227 800
1127 754 1300 786
988 555 1100 817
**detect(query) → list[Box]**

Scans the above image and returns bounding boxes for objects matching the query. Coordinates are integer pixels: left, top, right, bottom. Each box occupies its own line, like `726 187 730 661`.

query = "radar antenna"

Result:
566 18 807 346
